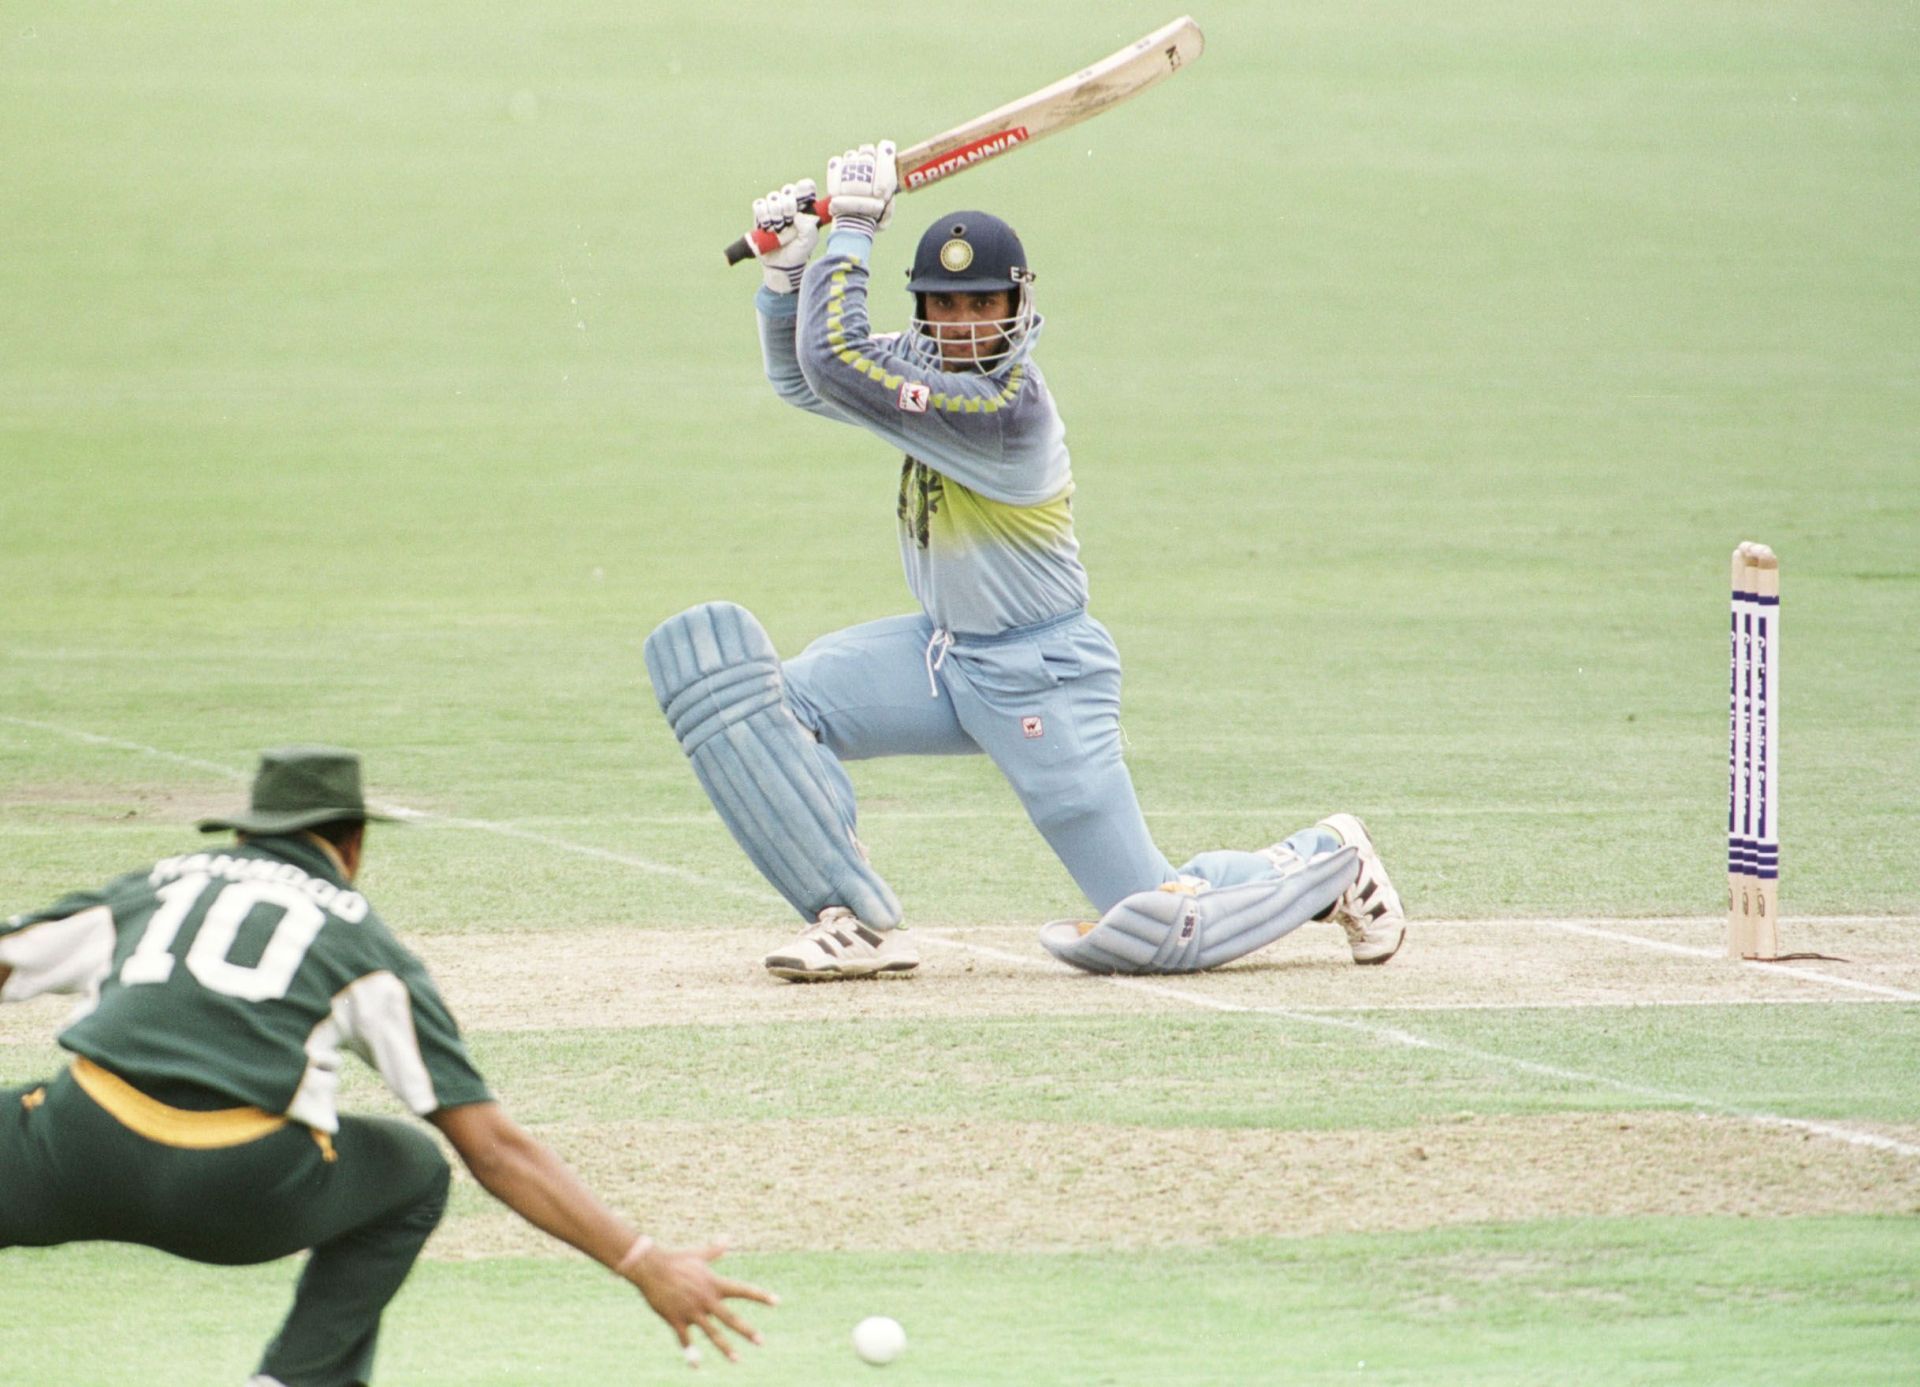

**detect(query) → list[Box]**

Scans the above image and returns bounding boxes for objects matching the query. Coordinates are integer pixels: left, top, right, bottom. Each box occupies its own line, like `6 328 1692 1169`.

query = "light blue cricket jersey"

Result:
755 227 1089 638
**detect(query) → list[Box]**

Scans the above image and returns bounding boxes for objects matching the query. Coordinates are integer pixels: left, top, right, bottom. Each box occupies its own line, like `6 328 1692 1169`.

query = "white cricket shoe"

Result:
1317 813 1406 965
764 907 920 982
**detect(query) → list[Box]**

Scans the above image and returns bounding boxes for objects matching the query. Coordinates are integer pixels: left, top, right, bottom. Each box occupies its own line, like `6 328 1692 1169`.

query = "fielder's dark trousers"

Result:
0 1067 450 1387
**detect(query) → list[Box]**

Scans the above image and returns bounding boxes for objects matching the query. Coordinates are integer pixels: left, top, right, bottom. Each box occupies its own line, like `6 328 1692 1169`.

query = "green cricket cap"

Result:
198 745 398 835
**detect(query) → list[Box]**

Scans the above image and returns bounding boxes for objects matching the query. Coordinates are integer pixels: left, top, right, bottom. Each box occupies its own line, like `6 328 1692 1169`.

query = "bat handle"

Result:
724 195 834 266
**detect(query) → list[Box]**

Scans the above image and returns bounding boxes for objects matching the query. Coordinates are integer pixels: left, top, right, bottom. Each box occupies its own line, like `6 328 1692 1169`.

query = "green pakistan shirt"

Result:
0 835 490 1130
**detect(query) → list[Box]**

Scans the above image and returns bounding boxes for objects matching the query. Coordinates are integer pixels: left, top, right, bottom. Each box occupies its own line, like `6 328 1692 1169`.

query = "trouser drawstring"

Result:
923 627 954 698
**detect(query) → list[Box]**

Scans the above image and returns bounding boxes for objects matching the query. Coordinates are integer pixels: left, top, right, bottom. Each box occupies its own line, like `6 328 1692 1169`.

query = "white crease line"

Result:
1094 995 1889 1013
1530 919 1920 1002
382 809 778 902
1379 915 1920 1003
397 804 1670 823
11 715 1919 1158
1 716 778 904
1 716 250 782
7 714 1913 996
1411 914 1912 929
919 936 1920 1161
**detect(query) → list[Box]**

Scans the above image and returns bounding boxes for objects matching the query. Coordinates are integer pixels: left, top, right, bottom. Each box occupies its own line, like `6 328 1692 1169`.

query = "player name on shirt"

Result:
147 851 370 922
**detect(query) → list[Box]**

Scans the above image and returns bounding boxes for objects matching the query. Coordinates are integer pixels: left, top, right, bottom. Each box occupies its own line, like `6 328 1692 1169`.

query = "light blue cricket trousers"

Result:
783 609 1307 914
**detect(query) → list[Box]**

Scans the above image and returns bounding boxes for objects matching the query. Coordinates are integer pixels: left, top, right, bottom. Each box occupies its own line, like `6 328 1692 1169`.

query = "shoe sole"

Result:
1351 924 1405 966
764 958 920 982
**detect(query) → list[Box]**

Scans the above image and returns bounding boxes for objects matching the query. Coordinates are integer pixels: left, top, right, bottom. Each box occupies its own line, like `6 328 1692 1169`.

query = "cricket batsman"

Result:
646 142 1407 980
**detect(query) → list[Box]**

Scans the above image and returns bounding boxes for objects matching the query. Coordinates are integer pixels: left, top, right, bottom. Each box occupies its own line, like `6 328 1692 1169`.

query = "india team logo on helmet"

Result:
905 211 1037 373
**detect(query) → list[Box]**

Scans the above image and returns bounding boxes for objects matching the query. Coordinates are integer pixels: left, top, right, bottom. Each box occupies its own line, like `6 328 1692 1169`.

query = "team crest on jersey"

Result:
1021 716 1044 739
898 457 943 548
897 380 931 413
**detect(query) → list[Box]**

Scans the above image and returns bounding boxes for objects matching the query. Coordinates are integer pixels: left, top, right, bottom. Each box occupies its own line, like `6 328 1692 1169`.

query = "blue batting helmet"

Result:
906 211 1031 295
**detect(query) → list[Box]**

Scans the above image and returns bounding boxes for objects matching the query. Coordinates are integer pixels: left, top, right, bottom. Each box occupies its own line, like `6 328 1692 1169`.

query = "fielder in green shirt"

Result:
0 747 775 1386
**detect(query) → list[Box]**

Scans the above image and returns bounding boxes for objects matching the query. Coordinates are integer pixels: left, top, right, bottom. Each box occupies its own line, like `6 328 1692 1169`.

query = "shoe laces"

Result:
807 908 857 941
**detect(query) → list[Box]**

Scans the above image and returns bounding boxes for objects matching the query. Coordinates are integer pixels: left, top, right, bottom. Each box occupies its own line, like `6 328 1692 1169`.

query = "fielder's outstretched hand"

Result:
752 179 820 294
826 140 896 237
625 1237 777 1368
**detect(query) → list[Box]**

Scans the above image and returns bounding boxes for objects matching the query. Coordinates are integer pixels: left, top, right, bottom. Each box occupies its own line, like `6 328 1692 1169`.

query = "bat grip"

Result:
724 195 834 266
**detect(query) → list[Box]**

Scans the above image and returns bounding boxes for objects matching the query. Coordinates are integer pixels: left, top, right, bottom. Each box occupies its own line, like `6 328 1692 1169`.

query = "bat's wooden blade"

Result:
897 16 1205 191
726 17 1205 264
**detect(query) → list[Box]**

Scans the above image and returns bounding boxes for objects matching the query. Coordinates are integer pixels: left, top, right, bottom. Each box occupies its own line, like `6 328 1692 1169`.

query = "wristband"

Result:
761 263 805 295
615 1233 655 1275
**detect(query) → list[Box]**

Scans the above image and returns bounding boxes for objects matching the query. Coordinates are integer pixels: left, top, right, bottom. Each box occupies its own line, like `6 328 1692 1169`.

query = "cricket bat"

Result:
724 15 1205 265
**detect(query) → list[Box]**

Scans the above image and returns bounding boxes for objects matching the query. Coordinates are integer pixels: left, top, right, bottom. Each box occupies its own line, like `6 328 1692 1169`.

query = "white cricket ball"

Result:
852 1315 906 1366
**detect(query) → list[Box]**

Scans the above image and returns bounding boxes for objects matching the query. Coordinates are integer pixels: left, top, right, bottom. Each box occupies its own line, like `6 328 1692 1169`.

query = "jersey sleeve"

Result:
756 285 845 421
289 917 493 1125
1 884 122 1003
793 229 1071 506
345 956 491 1115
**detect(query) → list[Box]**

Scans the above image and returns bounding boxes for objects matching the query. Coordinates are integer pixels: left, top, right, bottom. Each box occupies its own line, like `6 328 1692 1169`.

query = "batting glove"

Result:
825 141 896 238
752 180 821 294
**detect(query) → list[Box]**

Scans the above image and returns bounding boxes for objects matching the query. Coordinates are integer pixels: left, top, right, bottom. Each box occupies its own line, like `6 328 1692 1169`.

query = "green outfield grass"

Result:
9 1220 1920 1386
3 1 1917 1383
19 997 1915 1133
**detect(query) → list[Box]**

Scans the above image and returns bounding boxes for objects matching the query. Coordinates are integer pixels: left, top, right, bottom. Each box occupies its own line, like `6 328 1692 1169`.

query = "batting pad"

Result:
1038 847 1359 974
645 602 903 929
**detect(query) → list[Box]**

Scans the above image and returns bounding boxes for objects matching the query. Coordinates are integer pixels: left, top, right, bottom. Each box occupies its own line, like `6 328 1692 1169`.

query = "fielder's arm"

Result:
429 1100 777 1362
